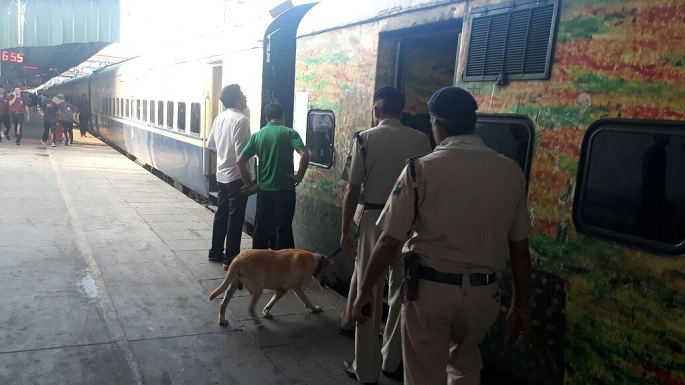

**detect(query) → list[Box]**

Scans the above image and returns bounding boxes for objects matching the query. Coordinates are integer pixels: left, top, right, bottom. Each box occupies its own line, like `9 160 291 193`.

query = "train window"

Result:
136 100 141 120
573 119 685 256
306 109 335 169
150 100 156 125
142 100 148 122
157 101 163 127
125 100 130 118
116 98 120 116
464 0 559 82
475 114 535 183
167 101 174 129
178 102 186 131
120 99 124 117
190 103 201 135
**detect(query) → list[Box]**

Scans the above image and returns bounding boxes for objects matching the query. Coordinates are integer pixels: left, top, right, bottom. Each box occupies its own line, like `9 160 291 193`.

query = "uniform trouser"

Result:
352 209 403 383
340 268 357 331
402 278 500 385
209 179 248 264
252 189 296 250
10 112 24 143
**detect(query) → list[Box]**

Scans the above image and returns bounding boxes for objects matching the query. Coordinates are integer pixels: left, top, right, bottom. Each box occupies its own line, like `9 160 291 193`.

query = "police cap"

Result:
427 86 478 121
373 86 405 106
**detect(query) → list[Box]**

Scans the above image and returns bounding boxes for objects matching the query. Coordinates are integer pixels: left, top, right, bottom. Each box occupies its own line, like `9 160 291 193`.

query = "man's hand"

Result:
291 174 303 187
352 289 373 324
340 232 355 257
240 183 258 196
505 306 530 346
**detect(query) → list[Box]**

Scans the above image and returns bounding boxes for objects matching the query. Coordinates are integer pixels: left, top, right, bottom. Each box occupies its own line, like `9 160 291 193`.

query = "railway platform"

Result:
0 120 371 385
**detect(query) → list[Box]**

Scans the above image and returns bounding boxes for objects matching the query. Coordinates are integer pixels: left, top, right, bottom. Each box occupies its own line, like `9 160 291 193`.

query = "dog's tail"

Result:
208 263 239 301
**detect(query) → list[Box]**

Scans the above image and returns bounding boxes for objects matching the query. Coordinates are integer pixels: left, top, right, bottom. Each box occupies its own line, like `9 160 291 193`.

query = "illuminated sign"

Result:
1 50 25 63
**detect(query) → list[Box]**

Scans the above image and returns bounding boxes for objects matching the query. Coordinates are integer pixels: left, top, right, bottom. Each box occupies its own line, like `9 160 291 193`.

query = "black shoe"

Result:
208 255 223 263
343 360 378 385
382 362 404 381
339 328 355 338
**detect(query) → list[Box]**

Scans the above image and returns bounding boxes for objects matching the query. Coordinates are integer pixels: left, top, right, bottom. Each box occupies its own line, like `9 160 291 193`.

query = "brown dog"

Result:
208 248 337 326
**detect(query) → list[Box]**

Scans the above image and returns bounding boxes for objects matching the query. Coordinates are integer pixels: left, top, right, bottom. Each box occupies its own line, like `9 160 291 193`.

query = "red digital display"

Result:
1 50 24 63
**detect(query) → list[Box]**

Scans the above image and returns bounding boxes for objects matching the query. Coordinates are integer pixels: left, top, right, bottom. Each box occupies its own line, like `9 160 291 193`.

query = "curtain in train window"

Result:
190 103 201 135
306 110 335 169
574 120 685 255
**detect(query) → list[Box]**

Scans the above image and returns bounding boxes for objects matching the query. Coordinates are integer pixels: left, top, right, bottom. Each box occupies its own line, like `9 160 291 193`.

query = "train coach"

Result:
47 0 684 384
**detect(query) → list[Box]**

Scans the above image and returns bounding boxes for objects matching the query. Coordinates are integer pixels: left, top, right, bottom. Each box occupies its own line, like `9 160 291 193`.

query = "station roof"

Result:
1 42 111 90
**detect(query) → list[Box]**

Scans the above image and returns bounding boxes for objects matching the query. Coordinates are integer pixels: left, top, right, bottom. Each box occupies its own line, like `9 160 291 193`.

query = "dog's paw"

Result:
310 305 323 313
219 319 229 327
262 308 273 318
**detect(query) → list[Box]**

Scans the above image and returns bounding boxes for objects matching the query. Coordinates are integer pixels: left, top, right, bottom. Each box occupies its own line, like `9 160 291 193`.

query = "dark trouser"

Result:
10 112 24 143
79 114 90 136
252 189 296 250
62 121 74 143
42 121 55 142
0 115 9 140
209 179 248 264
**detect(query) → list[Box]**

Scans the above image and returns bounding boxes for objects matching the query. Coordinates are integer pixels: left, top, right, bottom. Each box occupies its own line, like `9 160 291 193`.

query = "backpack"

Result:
60 103 73 123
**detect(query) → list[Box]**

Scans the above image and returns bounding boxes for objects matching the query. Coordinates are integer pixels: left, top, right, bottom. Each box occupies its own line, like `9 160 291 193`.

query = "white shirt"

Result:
207 108 250 184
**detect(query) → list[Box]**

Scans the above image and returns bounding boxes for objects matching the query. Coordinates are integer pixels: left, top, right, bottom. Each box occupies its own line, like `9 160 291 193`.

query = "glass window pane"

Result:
306 110 335 168
150 100 155 124
158 101 163 127
167 101 174 129
190 103 201 135
142 100 148 122
178 102 186 131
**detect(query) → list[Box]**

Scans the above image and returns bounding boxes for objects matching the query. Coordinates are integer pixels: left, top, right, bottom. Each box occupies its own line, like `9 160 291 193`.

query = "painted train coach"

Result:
47 0 684 384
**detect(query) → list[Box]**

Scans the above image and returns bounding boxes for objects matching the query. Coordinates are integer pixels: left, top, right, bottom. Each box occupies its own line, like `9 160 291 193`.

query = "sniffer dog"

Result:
208 248 337 326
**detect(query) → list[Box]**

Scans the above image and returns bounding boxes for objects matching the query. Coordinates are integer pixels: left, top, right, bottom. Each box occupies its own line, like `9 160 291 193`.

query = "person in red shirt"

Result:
0 86 11 142
8 86 30 145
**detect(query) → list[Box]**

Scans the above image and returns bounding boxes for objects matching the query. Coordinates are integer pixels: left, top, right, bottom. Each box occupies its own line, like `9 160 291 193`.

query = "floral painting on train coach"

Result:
459 1 685 384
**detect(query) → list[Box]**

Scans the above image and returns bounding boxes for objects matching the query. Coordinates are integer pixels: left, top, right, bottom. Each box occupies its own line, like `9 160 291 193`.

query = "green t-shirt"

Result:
242 122 305 191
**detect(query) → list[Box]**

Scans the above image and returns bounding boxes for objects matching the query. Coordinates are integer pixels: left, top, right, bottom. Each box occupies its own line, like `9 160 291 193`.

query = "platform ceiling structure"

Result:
0 0 120 89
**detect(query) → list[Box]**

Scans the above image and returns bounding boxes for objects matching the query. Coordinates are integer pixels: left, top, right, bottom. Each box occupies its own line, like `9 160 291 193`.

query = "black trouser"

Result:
79 114 90 136
62 121 74 143
252 190 296 250
209 179 248 263
42 121 56 142
10 112 24 143
0 115 9 139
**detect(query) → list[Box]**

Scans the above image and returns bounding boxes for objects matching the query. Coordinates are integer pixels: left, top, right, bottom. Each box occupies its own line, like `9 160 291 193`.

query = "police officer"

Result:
352 86 532 385
340 86 432 384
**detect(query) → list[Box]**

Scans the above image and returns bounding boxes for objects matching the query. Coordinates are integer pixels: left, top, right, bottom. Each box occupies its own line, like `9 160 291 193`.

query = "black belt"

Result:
362 202 385 210
419 266 496 286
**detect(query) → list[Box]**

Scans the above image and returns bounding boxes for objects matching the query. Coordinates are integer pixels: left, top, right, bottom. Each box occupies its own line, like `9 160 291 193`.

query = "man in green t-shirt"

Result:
237 102 310 249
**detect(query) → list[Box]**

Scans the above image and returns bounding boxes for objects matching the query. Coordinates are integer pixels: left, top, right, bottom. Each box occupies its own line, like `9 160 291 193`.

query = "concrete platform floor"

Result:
0 121 399 385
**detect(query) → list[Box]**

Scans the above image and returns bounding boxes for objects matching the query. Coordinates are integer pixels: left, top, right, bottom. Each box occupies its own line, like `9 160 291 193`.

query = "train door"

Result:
206 64 222 205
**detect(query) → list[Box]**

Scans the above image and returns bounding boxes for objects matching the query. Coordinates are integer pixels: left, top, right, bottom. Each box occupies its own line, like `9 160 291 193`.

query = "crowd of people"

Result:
0 85 91 147
206 83 533 385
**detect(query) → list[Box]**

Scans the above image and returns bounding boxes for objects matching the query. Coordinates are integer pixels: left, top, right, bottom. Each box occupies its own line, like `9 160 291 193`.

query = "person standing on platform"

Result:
352 87 533 385
77 93 92 137
8 86 30 145
0 86 11 143
40 97 59 147
58 96 75 145
206 84 251 271
340 87 432 384
236 102 309 250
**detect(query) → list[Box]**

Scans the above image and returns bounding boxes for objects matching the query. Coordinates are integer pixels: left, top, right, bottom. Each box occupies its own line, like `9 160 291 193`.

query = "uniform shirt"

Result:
344 118 432 204
0 95 9 115
43 101 59 123
242 121 305 191
207 108 250 184
377 135 532 274
9 95 28 113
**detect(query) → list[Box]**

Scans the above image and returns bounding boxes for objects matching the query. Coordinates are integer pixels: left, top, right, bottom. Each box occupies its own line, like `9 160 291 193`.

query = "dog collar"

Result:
313 253 325 277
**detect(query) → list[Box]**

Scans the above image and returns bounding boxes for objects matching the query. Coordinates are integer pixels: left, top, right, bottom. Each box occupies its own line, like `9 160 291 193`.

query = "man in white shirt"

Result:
207 84 251 270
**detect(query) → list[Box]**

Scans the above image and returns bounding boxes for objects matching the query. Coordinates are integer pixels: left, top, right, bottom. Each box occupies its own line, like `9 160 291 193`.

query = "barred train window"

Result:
190 103 201 135
464 0 559 82
306 110 335 169
573 120 685 256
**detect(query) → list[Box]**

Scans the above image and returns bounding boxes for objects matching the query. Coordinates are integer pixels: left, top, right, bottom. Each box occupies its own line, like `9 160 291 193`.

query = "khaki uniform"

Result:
377 135 532 385
342 118 432 383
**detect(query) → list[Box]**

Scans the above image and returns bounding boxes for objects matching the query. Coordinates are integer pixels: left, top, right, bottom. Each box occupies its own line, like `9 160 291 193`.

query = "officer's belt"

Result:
419 266 497 286
362 202 385 210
